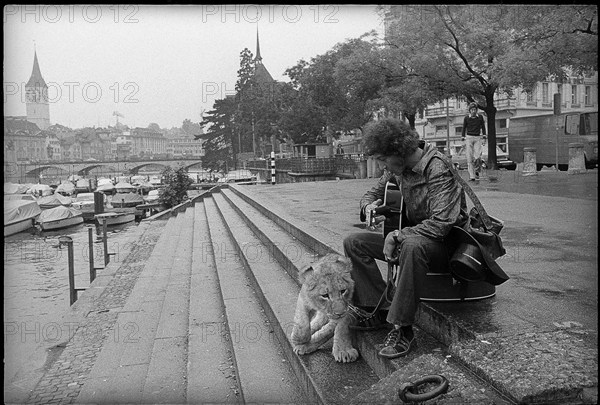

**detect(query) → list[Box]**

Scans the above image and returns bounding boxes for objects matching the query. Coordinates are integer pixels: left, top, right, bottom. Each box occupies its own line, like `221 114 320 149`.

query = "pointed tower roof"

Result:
255 27 262 63
253 27 274 84
26 51 47 89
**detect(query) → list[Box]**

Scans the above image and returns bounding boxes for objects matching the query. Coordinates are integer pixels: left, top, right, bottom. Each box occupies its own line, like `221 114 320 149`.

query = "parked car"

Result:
451 143 516 170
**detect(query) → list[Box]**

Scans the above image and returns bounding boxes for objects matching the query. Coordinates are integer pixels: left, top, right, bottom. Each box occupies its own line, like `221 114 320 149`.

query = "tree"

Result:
279 37 385 143
159 166 193 208
379 4 597 169
199 97 237 171
148 123 161 132
182 119 202 137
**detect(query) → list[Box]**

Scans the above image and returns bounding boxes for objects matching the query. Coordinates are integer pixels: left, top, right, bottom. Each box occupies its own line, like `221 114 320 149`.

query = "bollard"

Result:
59 236 77 306
359 160 368 179
522 147 537 176
102 219 109 265
271 151 276 185
366 157 373 178
568 143 587 175
94 191 104 215
88 227 103 282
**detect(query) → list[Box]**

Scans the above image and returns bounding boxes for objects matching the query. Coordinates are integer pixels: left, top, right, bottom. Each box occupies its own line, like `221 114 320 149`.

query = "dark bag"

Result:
446 162 509 285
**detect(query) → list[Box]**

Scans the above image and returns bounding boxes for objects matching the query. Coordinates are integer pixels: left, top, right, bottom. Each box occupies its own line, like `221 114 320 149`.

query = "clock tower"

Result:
25 50 50 130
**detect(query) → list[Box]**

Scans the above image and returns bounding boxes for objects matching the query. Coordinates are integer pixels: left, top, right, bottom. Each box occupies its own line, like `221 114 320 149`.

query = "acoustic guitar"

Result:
369 181 407 238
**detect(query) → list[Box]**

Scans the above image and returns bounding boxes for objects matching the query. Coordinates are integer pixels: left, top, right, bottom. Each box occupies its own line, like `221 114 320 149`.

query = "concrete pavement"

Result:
232 167 598 403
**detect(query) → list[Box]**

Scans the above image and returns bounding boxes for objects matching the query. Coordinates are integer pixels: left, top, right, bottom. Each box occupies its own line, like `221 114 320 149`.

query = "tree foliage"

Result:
159 166 193 208
200 5 596 169
378 4 597 168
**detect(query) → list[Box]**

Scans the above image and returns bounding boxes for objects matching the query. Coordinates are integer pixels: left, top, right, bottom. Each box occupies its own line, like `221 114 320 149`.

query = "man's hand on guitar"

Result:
365 199 386 228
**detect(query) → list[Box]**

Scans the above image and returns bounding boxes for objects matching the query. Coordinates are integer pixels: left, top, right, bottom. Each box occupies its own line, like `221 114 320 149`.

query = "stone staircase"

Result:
75 184 586 404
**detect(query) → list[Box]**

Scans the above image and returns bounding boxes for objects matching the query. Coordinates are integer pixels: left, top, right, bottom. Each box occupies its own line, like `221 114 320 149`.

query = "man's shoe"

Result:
378 328 415 359
348 307 389 331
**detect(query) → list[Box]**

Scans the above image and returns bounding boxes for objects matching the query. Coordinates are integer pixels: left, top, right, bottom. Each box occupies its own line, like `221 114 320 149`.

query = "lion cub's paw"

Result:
333 346 359 363
293 343 314 356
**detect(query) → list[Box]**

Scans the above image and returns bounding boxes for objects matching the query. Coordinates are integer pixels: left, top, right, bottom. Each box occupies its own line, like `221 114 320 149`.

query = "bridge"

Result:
3 158 203 183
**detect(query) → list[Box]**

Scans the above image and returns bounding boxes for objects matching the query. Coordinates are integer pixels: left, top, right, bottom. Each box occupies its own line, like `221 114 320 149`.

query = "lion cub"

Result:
291 253 359 363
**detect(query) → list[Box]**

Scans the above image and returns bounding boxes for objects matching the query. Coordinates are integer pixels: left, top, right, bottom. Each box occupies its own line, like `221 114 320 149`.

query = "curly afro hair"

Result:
362 118 420 158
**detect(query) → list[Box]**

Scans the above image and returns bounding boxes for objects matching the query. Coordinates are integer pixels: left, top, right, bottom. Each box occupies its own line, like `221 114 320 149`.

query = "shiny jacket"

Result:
359 143 467 241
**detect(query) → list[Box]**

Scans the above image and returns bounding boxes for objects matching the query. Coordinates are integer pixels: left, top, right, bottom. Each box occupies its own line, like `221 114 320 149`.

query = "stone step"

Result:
187 201 243 403
210 191 380 404
76 213 187 403
220 187 320 282
204 195 308 403
223 185 513 404
140 208 195 403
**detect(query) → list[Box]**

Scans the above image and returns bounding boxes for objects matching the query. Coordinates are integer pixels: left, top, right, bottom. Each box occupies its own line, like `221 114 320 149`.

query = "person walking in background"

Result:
461 102 487 181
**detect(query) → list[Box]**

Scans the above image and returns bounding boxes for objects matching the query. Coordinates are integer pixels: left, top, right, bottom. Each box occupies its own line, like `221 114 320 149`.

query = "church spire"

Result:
255 27 262 63
26 50 47 89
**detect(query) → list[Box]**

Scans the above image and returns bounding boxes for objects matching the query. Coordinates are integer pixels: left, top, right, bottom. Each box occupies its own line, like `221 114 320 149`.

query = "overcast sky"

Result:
3 4 383 130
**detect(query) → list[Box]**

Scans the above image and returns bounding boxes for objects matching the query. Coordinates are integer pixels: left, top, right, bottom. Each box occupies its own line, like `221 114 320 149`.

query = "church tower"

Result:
25 50 50 130
253 28 275 85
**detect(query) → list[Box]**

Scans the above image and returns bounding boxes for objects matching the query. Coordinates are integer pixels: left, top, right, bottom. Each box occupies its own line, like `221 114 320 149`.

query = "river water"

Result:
3 219 141 384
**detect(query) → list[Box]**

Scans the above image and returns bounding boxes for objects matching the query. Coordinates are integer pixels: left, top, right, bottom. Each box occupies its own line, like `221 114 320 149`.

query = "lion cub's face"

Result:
299 254 355 319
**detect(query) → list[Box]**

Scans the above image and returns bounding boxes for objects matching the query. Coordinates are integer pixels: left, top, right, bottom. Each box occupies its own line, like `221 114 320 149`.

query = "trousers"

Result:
343 231 450 326
465 135 483 179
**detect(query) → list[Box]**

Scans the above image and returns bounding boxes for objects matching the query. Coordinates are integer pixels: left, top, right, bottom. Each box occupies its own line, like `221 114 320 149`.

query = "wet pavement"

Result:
241 167 598 403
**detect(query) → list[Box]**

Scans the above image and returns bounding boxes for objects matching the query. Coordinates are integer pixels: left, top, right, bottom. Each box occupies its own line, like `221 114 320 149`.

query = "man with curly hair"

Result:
344 118 467 359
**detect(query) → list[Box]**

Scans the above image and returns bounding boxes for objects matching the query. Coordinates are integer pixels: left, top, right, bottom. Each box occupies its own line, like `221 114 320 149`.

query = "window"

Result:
571 85 579 105
542 82 549 103
497 118 508 129
584 86 592 105
580 112 598 136
526 89 535 103
565 114 579 135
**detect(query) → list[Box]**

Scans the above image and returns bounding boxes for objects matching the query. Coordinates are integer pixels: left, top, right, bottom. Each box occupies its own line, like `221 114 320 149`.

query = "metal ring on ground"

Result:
398 374 449 403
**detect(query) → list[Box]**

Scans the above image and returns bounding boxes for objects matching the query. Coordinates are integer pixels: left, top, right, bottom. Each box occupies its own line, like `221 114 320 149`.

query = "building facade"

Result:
416 71 598 156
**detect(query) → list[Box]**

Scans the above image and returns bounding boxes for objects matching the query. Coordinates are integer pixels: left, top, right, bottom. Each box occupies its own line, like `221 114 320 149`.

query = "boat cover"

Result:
115 182 136 192
4 182 34 194
111 192 144 206
96 183 115 192
97 178 114 187
37 194 73 208
76 178 91 188
4 194 36 202
4 200 42 226
38 206 82 222
55 182 76 195
144 190 160 202
27 184 53 196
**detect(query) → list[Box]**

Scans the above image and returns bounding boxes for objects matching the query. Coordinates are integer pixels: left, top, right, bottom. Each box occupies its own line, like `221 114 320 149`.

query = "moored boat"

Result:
115 181 136 194
95 211 135 226
36 206 84 231
96 180 115 194
110 192 144 208
27 183 53 197
4 200 42 237
37 194 73 209
75 178 92 193
55 181 76 196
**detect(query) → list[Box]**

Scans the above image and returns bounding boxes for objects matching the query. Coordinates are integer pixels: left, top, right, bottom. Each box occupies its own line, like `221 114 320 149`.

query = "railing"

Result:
59 221 115 306
246 155 361 174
